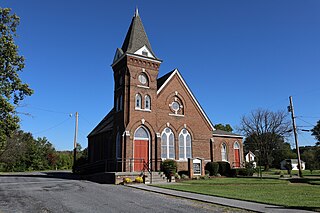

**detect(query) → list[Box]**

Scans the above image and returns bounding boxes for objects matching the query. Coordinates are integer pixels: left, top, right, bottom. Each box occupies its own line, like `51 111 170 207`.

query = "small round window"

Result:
138 73 147 85
171 101 180 112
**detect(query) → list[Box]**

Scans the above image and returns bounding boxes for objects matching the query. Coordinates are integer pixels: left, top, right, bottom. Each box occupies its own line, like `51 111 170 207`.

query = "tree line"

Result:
0 129 87 172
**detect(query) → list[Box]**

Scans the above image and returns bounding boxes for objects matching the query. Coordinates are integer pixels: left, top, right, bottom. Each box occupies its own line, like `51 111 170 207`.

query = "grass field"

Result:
155 177 320 212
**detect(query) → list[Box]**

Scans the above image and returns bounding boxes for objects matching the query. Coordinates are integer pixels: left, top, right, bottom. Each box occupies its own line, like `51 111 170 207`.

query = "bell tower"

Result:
111 8 162 133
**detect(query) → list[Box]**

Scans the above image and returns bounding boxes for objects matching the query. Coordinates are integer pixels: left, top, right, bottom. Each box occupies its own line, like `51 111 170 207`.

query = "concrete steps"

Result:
144 172 175 184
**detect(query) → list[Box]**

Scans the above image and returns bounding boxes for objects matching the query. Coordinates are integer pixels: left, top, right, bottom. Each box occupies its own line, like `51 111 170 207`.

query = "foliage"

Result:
0 129 74 172
311 120 320 146
135 176 143 183
161 159 177 178
123 177 132 183
157 178 320 211
300 146 320 171
217 161 231 176
214 124 233 132
0 8 33 153
271 142 296 168
239 109 290 171
205 162 219 176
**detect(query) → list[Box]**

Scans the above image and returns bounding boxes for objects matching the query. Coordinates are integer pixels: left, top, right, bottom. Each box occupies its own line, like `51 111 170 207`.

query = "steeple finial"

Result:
134 7 139 17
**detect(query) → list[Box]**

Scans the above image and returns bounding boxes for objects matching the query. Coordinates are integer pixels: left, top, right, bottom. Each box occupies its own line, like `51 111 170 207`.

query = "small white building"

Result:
245 151 256 168
280 159 305 170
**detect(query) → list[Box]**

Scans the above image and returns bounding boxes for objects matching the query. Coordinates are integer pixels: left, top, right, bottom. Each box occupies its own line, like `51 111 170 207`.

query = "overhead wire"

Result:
33 116 72 135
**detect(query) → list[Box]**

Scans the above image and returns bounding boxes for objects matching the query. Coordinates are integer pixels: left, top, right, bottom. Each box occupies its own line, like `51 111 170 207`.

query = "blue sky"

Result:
2 0 320 150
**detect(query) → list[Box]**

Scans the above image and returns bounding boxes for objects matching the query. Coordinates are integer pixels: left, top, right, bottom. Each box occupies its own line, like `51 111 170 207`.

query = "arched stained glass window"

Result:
179 129 192 159
145 95 151 110
161 128 175 159
135 94 142 109
221 143 228 161
134 126 149 139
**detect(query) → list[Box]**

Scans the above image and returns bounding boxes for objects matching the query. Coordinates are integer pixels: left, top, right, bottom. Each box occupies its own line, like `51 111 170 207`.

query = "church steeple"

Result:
113 8 158 63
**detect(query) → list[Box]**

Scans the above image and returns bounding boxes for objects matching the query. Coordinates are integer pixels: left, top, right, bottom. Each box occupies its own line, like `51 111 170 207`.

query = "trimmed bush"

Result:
161 159 177 178
217 161 232 177
123 177 132 183
205 162 219 176
135 176 143 183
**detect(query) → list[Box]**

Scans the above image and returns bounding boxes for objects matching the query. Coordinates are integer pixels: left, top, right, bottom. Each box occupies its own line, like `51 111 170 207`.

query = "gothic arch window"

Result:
116 132 121 159
135 93 142 109
138 73 149 86
161 127 175 159
134 126 149 140
234 141 240 149
145 95 151 110
179 128 192 160
221 143 228 161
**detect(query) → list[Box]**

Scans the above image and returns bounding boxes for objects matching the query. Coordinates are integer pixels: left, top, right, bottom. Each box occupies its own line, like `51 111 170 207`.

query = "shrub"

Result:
161 159 177 178
181 174 189 179
217 161 232 176
123 177 132 183
205 162 219 176
135 176 143 183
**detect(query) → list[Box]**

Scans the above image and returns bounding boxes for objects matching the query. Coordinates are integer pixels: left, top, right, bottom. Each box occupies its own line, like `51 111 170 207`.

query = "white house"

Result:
245 151 256 168
280 159 305 171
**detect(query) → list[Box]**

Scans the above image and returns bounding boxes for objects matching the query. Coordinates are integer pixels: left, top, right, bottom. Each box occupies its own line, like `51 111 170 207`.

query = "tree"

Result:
238 109 291 170
214 123 233 132
311 120 320 146
0 8 33 153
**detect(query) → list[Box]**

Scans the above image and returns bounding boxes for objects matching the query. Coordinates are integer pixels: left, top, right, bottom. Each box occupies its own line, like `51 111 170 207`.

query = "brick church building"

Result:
87 9 243 174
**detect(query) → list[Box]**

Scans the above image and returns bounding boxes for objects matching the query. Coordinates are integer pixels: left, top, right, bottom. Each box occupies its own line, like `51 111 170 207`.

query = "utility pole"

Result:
288 96 303 177
73 112 79 173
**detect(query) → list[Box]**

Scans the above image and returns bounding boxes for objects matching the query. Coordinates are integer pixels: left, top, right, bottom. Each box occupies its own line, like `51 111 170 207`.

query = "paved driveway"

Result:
0 171 246 213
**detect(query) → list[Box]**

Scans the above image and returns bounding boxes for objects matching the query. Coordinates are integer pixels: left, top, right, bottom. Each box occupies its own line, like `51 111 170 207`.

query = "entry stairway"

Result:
144 172 174 184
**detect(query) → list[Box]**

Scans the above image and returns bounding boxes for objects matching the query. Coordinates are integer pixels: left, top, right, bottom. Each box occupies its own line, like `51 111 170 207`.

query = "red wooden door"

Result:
134 140 148 171
234 149 240 167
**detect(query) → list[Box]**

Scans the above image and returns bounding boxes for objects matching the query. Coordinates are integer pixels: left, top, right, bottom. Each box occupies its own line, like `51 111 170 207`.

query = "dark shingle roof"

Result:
157 70 175 90
121 10 157 58
87 109 114 137
212 129 243 138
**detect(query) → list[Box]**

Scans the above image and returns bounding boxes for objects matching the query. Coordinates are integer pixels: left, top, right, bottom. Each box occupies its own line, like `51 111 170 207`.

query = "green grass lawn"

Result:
155 177 320 212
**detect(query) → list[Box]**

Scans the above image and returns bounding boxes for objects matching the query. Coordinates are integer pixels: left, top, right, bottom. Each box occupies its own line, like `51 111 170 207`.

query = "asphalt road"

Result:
0 171 247 213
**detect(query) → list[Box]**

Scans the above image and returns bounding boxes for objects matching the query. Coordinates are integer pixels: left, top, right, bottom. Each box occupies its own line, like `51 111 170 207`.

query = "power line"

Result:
33 116 72 135
24 105 71 115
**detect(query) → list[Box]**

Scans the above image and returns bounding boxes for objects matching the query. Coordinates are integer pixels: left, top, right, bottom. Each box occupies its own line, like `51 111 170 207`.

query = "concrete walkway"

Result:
129 184 315 213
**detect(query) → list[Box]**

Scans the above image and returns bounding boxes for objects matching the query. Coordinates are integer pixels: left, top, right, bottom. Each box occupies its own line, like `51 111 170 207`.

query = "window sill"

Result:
137 85 150 89
177 159 188 162
169 113 184 117
135 108 151 112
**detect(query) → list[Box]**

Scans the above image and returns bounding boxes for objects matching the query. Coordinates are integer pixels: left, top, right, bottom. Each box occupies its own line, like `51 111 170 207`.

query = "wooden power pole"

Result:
288 96 303 177
73 112 79 173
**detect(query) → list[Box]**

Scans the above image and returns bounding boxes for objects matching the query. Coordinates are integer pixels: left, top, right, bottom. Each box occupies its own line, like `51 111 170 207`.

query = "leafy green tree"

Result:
239 109 291 170
0 130 30 171
214 123 233 132
0 8 33 153
300 146 320 171
272 142 295 169
311 120 320 146
56 151 73 170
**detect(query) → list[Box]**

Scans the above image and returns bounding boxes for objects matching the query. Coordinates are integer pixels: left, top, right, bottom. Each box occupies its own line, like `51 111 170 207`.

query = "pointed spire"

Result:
120 8 158 59
134 7 139 17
